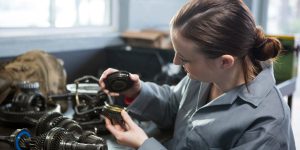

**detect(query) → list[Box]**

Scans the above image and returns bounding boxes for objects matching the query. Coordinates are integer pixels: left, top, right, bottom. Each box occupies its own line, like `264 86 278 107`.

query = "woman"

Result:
99 0 296 149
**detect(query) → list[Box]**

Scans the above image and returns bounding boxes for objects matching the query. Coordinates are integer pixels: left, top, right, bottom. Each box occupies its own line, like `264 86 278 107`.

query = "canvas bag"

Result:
0 50 67 104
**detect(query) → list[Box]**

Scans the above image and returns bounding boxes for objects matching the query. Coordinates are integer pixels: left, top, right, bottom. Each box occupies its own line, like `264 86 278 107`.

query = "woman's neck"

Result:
209 64 248 100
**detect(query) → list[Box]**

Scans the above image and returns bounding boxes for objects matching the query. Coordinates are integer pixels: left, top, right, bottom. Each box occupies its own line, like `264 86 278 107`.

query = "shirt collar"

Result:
238 62 275 106
203 62 275 108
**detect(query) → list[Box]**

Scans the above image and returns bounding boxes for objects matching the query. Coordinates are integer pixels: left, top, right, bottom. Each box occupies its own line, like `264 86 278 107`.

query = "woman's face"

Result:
171 29 217 81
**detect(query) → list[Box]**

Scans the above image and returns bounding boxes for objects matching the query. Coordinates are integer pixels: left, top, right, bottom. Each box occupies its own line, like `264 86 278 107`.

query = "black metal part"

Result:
0 128 31 150
31 127 107 150
0 81 60 126
102 102 126 128
35 112 106 145
72 91 108 135
49 76 110 135
12 81 46 112
35 112 82 137
104 71 133 92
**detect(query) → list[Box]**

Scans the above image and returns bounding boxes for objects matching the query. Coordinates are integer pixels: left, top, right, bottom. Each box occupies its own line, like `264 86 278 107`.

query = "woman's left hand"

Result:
105 110 148 149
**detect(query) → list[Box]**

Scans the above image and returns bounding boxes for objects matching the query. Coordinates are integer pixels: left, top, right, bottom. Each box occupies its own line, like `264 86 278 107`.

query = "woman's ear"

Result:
218 55 235 69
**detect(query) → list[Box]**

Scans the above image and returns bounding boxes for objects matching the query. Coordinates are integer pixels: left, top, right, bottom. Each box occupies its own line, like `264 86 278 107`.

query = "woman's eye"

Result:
180 58 189 63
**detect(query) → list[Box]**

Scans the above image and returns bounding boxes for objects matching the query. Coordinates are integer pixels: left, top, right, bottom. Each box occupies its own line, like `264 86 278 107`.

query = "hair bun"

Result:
252 27 282 61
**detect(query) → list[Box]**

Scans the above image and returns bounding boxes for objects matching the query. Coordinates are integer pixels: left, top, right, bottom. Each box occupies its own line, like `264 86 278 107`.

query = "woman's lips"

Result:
183 67 189 73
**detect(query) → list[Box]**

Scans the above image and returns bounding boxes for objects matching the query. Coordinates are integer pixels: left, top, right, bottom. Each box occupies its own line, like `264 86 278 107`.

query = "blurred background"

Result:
0 0 299 149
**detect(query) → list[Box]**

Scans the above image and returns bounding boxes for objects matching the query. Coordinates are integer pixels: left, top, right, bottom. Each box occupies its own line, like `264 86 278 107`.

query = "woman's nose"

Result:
173 54 181 65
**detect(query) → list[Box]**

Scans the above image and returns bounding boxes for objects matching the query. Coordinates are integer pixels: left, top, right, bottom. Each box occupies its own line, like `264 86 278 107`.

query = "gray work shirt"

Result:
128 63 296 150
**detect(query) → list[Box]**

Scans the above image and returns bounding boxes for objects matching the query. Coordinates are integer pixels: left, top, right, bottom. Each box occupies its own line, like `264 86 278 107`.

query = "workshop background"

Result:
0 0 299 149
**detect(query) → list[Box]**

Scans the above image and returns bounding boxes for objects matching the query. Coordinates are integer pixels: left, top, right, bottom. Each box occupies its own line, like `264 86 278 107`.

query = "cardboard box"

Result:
121 30 172 50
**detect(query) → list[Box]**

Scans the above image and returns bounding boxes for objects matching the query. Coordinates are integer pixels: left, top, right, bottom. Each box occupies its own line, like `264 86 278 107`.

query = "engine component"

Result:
12 81 46 112
0 81 60 126
31 127 107 150
0 128 31 150
102 102 126 127
35 112 106 145
66 76 111 135
35 112 82 137
104 71 133 92
0 127 107 150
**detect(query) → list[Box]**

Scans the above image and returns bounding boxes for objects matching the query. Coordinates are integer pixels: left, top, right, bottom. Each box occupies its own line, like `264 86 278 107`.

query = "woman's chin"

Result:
187 73 204 81
187 73 196 80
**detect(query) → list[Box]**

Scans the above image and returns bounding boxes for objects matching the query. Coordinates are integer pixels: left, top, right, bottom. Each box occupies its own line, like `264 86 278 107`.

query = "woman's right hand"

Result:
99 68 141 98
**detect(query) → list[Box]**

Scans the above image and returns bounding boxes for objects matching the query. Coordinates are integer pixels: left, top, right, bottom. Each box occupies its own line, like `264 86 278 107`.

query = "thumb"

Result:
121 110 136 129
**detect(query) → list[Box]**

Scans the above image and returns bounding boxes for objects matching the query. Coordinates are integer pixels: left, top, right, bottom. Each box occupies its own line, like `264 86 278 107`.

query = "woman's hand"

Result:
105 110 148 148
99 68 141 98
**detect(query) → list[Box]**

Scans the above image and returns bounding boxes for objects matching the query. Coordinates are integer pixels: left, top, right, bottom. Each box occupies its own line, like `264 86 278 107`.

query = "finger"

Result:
129 73 140 82
114 124 125 132
99 71 107 81
99 68 118 89
109 92 120 97
103 91 120 97
99 76 107 91
105 68 118 77
99 78 106 89
105 117 113 126
124 122 130 131
99 82 105 90
121 110 136 128
103 89 110 94
105 118 124 131
99 71 109 84
105 118 122 136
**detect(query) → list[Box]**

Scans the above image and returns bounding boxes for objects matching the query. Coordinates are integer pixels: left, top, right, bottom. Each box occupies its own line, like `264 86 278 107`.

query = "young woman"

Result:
99 0 296 149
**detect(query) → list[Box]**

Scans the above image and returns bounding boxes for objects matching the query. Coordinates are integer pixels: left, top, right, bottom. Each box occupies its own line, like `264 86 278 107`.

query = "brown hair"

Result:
171 0 281 84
